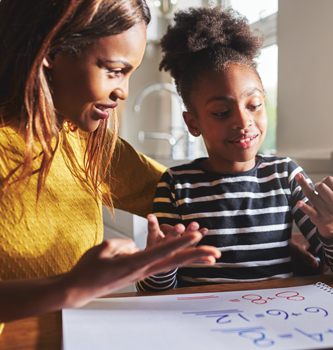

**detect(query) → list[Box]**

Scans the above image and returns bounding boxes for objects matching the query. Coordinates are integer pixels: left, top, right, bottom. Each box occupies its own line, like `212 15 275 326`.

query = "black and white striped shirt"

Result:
136 156 333 292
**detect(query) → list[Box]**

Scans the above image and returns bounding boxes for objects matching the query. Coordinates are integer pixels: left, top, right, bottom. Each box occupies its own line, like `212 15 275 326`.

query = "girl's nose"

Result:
233 109 253 130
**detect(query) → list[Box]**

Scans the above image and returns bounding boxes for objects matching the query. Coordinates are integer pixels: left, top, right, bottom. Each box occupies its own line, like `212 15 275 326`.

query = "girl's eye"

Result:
213 110 229 117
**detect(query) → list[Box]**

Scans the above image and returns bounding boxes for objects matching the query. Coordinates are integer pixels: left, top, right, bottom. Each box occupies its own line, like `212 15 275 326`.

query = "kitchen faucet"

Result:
133 83 195 159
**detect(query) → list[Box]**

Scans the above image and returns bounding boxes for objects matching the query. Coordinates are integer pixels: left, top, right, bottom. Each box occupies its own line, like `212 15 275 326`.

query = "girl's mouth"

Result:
230 134 259 149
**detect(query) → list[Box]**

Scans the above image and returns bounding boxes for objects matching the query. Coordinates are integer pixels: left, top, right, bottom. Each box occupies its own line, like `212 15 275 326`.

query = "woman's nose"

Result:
110 78 129 101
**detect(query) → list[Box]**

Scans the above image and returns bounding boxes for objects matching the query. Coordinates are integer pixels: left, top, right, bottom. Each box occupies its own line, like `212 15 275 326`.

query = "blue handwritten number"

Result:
216 315 231 324
294 328 323 342
305 307 328 317
266 309 289 320
239 331 274 347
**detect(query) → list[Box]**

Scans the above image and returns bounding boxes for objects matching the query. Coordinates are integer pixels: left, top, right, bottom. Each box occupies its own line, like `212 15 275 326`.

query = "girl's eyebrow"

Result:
240 88 263 99
205 95 233 105
205 88 263 106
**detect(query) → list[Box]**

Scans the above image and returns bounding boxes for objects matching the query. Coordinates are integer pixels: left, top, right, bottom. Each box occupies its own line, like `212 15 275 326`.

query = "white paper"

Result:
62 284 333 350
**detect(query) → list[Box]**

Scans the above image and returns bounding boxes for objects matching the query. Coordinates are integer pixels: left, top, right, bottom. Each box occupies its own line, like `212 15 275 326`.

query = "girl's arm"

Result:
0 219 220 323
295 173 333 269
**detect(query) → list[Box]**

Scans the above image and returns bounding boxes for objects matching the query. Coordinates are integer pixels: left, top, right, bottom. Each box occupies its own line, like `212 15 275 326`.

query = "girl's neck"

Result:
200 156 258 174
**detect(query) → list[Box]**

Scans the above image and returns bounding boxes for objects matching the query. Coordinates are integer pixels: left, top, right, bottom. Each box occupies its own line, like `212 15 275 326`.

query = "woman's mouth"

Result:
94 103 118 119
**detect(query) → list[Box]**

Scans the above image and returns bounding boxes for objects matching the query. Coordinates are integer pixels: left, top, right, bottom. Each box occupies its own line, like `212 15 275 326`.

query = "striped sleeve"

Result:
135 269 178 291
135 170 181 292
152 170 183 226
316 234 333 270
288 160 332 269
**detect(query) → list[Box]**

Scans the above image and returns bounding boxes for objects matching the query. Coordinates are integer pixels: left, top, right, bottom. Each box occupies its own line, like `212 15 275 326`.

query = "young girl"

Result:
136 6 333 291
0 0 221 323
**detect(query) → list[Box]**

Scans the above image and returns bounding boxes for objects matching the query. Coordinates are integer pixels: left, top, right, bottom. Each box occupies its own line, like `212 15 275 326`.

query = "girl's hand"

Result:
146 214 208 248
295 173 333 241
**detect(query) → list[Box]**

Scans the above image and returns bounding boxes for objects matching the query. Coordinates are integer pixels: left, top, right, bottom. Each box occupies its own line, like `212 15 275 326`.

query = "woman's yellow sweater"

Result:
0 122 165 280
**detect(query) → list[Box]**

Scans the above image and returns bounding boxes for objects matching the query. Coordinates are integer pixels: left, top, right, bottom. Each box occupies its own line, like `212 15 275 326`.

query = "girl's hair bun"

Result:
159 7 264 109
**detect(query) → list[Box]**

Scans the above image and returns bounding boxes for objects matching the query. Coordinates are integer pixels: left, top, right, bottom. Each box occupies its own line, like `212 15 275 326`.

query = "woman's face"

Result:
44 21 147 132
184 63 267 173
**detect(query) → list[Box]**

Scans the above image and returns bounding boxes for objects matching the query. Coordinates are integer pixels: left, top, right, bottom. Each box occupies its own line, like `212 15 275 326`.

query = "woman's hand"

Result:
0 232 221 323
63 228 221 308
295 173 333 242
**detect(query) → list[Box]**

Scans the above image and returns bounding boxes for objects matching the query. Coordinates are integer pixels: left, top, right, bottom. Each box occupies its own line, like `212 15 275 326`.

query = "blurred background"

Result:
105 0 333 290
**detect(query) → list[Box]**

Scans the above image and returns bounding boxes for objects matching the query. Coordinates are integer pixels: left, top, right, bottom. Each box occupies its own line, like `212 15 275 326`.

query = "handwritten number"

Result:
294 328 323 342
239 331 275 347
266 309 289 320
242 294 267 305
305 307 328 317
275 291 304 301
216 315 231 324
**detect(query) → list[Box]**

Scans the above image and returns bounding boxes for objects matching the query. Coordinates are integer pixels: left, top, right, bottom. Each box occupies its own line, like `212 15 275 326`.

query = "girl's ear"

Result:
183 111 201 137
42 54 54 69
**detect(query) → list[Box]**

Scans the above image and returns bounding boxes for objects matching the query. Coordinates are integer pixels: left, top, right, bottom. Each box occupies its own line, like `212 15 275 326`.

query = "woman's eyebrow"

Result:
98 59 133 70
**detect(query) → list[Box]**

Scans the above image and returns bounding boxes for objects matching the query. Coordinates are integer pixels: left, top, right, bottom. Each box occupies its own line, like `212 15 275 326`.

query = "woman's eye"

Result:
106 68 123 77
248 103 262 111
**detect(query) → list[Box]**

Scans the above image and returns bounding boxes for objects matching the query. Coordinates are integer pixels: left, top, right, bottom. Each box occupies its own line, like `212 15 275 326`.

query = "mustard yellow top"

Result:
0 122 165 280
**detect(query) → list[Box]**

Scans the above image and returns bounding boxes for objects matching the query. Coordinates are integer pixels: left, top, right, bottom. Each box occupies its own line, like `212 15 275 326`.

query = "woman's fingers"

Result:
134 231 208 271
99 238 138 258
143 245 221 277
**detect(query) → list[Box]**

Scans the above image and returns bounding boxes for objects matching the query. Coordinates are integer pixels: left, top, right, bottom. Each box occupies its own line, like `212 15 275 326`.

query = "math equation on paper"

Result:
181 288 333 349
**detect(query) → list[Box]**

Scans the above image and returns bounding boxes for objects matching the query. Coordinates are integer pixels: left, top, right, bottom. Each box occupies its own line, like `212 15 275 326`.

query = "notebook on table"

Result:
62 282 333 350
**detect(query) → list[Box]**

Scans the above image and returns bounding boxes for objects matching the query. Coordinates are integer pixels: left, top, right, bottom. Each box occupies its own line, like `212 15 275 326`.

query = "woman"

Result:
0 0 221 323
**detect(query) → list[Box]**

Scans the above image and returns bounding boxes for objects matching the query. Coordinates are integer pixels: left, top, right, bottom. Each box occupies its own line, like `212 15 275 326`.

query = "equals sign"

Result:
229 299 240 302
278 334 293 339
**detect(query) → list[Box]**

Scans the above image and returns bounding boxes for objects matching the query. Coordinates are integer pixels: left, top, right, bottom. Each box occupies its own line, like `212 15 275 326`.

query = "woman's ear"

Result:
183 111 201 137
42 54 54 69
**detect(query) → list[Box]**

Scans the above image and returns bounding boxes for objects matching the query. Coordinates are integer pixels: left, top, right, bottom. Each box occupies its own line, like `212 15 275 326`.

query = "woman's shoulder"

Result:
0 121 25 152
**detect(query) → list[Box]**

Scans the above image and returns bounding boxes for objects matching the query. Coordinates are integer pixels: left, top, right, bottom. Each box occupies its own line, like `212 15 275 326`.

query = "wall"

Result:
277 0 333 160
117 0 204 160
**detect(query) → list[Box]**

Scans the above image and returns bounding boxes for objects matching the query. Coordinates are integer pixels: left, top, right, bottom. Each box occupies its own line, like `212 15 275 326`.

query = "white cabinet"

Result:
102 206 149 293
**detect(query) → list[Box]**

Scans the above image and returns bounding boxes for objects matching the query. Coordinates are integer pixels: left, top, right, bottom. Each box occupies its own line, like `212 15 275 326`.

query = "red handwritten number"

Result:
275 291 305 301
242 294 267 305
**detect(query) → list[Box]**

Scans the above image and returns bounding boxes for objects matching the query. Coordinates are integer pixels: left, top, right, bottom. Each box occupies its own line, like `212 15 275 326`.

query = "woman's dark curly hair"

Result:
159 7 264 113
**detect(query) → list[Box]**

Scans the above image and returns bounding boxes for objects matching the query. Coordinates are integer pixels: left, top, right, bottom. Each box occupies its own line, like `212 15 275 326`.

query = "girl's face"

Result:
44 21 147 132
184 63 267 173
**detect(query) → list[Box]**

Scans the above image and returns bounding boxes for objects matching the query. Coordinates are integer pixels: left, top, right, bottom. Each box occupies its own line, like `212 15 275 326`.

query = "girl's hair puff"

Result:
159 7 264 113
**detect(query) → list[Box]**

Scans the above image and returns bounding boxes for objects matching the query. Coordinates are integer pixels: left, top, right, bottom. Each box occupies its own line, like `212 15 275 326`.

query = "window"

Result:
226 0 278 154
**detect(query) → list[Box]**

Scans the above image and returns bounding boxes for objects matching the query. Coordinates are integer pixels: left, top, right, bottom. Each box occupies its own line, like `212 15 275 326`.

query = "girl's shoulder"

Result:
257 154 302 175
